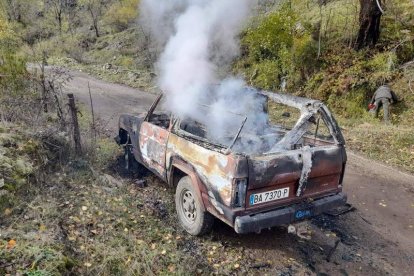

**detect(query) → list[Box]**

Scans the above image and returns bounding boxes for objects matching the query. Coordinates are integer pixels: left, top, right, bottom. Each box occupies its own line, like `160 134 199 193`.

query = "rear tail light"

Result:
232 178 247 207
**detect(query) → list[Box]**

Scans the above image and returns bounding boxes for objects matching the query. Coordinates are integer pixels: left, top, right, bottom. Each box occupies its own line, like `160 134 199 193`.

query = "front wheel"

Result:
124 145 134 171
175 176 214 236
124 145 144 175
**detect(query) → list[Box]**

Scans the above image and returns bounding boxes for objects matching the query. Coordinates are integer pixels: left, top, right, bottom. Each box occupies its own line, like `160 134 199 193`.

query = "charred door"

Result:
139 122 169 179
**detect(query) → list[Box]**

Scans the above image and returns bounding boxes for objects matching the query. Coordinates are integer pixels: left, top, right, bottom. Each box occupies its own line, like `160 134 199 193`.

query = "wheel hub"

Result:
182 190 197 223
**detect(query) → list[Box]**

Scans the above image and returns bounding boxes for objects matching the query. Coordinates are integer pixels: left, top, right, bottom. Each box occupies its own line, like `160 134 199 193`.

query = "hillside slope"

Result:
3 0 414 171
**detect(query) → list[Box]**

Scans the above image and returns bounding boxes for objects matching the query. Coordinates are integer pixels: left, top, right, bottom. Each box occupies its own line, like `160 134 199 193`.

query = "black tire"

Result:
123 145 150 178
175 176 214 236
124 145 135 171
124 145 142 172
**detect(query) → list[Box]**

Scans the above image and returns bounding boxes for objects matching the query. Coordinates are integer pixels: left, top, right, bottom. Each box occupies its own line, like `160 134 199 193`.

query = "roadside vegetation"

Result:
236 0 414 172
3 0 412 172
1 0 414 274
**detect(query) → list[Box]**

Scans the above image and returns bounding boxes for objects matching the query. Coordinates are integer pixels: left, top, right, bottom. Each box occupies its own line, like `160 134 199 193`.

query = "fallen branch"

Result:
358 213 372 225
326 239 341 262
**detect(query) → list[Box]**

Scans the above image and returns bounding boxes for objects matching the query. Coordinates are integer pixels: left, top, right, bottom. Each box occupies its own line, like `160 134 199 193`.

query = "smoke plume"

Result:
140 0 280 154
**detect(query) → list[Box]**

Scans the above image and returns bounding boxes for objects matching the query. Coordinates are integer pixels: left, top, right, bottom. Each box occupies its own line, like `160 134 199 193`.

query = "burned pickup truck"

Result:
116 91 347 235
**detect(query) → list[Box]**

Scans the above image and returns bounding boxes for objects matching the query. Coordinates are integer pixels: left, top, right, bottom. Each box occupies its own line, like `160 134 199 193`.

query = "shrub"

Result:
249 60 280 90
104 0 140 32
363 51 399 89
0 15 27 96
243 6 296 62
240 4 319 91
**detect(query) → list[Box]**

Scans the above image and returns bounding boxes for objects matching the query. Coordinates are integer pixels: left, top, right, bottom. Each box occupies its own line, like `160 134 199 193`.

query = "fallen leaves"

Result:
4 208 12 216
6 239 16 249
168 264 176 272
1 173 239 275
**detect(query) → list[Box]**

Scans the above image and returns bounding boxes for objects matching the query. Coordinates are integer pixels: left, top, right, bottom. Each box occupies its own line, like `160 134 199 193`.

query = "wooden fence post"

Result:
88 82 97 143
41 51 48 113
67 93 82 155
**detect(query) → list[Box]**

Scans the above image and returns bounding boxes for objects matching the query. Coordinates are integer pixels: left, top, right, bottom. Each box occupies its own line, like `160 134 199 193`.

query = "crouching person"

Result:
370 85 398 124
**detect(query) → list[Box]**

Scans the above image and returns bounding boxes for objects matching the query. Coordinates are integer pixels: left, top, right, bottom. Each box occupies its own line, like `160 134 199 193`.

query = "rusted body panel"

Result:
166 133 247 210
139 122 169 179
248 146 343 192
117 92 348 232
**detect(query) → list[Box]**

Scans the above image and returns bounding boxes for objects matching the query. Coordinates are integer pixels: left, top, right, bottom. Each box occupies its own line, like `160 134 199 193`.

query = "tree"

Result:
3 0 22 23
80 0 108 37
65 0 79 34
355 0 383 50
0 12 26 97
2 0 35 25
103 0 139 32
46 0 64 32
45 0 78 33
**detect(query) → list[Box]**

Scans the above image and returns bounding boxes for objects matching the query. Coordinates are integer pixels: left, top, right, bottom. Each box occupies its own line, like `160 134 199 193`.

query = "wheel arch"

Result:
168 157 206 212
118 128 130 145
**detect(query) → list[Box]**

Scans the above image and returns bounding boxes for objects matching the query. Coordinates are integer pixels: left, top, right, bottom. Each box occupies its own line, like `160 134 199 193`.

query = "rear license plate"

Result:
249 187 289 206
294 209 312 220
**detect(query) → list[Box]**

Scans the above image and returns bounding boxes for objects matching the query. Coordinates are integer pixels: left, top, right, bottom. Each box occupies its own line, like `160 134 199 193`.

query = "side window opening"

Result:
268 101 301 131
268 101 335 149
301 112 334 146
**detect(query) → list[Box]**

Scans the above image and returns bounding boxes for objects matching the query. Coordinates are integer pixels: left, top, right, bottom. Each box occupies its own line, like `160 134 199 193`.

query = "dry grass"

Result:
0 125 255 275
342 122 414 173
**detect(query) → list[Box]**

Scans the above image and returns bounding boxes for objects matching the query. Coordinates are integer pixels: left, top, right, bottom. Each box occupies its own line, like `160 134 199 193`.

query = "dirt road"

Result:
63 69 414 275
61 69 155 130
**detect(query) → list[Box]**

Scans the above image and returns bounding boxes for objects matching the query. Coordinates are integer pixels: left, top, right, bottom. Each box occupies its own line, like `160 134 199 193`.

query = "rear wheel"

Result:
175 176 213 235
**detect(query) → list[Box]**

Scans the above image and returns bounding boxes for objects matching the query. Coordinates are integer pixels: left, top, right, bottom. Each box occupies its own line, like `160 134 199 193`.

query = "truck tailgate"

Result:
246 145 344 210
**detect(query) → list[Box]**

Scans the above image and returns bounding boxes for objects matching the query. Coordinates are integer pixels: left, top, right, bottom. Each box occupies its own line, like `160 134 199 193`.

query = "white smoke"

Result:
140 0 280 154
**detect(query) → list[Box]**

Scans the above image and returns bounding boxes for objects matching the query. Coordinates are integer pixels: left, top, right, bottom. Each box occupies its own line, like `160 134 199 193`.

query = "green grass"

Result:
0 123 38 211
339 116 414 173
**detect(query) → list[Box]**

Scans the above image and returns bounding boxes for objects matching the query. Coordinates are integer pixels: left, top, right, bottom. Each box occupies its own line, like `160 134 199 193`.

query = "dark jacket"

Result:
370 85 398 104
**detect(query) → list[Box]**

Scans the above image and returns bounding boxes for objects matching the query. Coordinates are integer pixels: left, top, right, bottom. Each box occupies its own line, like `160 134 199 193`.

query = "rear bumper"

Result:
234 193 347 234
